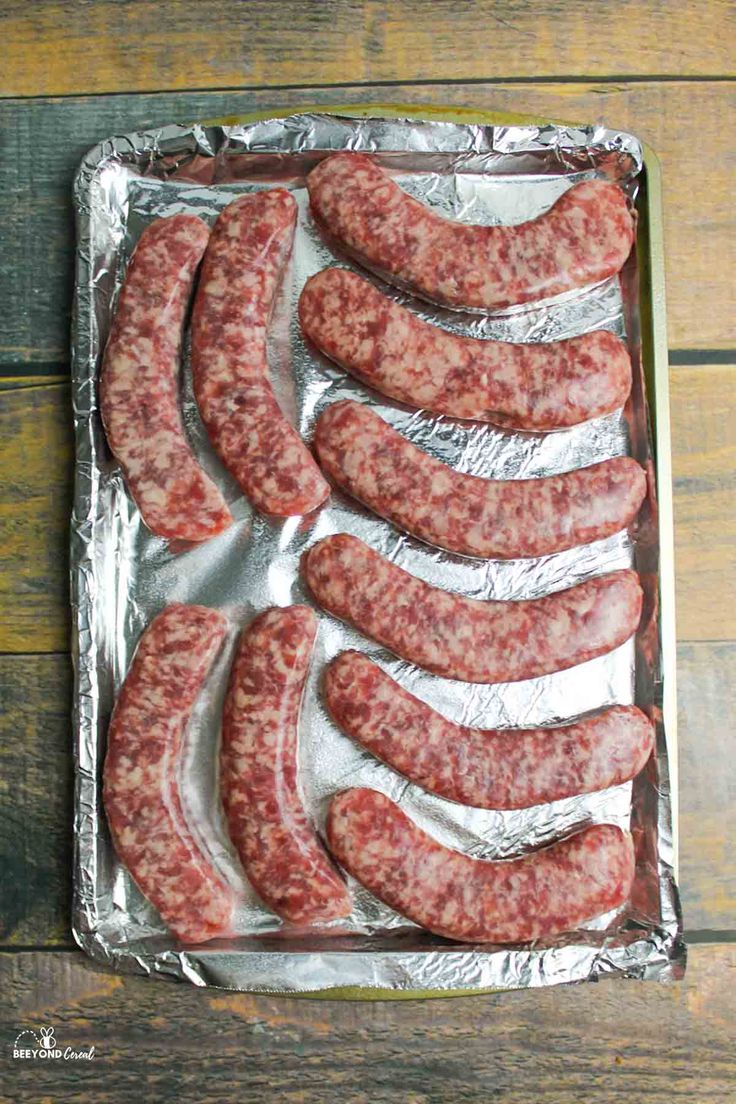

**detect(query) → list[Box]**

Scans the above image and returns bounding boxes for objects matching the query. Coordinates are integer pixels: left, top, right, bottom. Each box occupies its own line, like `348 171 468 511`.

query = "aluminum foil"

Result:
71 111 684 993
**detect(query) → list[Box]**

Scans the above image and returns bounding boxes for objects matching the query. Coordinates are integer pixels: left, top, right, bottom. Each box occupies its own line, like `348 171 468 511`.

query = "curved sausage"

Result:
103 604 235 944
221 606 352 924
325 652 654 808
299 268 632 430
307 153 635 311
314 400 646 558
191 191 329 516
303 534 642 683
100 216 232 542
328 789 634 942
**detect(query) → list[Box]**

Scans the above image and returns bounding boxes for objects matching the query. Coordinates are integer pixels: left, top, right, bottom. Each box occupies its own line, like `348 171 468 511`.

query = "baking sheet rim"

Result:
71 101 678 1000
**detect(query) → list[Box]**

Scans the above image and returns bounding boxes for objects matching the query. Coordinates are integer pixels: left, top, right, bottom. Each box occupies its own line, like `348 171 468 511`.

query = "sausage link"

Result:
314 400 646 558
103 604 235 943
327 788 634 943
307 154 634 311
304 534 642 683
221 606 352 924
191 191 329 516
325 651 654 808
100 216 232 541
299 268 631 430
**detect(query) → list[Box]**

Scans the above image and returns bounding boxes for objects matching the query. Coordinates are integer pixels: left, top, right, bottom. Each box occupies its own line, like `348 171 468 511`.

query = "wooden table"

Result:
2 2 734 1099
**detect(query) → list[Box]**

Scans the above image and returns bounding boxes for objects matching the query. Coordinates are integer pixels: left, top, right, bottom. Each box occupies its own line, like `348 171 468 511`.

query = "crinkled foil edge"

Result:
70 110 685 994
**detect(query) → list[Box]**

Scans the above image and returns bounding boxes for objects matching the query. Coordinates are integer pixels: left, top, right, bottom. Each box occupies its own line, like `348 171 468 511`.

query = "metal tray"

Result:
70 104 683 996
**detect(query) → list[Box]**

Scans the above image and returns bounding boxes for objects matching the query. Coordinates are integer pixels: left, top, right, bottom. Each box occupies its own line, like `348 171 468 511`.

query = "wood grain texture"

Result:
0 382 72 652
0 82 734 365
672 365 736 644
677 643 736 931
2 360 732 652
0 656 72 947
2 0 734 97
3 946 736 1103
0 639 730 946
0 1 732 1081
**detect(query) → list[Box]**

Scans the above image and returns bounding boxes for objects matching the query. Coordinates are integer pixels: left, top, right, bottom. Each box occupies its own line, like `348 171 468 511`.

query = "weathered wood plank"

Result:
671 364 736 644
0 655 72 947
2 945 736 1103
678 642 736 931
2 0 733 97
0 640 731 946
2 360 732 653
0 382 72 653
0 82 734 365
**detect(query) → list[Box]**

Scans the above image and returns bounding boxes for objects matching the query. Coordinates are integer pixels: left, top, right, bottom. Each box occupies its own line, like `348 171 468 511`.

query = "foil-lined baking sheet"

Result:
71 111 684 993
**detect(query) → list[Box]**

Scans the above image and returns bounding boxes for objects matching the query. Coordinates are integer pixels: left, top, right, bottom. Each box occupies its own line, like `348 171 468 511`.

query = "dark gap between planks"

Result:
2 73 735 104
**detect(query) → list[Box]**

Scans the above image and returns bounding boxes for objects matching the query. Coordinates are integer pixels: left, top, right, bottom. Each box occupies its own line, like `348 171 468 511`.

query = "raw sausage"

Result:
299 268 632 430
324 652 654 808
303 534 642 683
100 216 232 541
103 604 235 944
327 787 635 942
221 606 352 924
314 400 646 558
307 153 635 311
191 191 329 516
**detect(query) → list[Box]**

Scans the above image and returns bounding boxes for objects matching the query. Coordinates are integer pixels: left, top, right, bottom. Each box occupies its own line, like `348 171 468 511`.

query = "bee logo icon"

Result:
39 1027 56 1050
